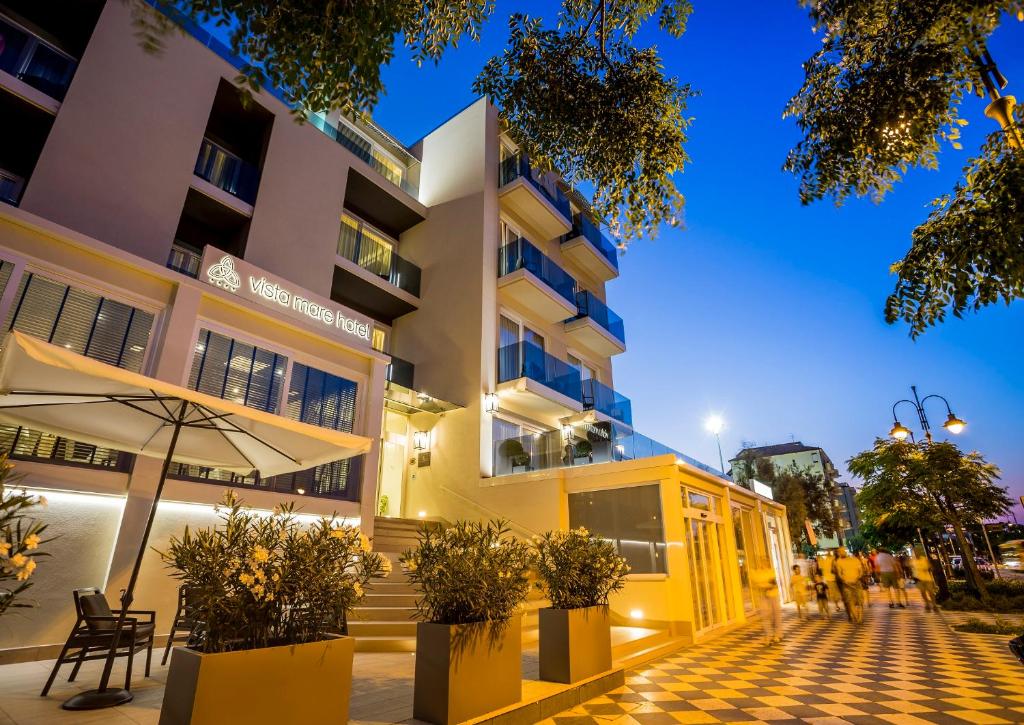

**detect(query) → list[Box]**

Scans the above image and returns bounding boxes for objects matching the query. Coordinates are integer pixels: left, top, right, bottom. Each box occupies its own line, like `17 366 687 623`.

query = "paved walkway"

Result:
541 589 1023 725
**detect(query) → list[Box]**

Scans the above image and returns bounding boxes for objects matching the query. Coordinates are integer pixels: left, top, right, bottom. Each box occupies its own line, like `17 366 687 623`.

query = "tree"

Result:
132 0 696 244
784 0 1024 336
848 438 1010 599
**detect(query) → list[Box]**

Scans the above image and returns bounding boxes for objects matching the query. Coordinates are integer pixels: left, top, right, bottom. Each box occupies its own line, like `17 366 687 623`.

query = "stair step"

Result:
353 635 416 653
361 593 418 607
365 581 417 594
347 620 418 637
351 606 418 622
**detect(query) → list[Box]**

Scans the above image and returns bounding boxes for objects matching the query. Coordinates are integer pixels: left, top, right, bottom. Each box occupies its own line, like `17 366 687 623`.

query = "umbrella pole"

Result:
63 402 188 710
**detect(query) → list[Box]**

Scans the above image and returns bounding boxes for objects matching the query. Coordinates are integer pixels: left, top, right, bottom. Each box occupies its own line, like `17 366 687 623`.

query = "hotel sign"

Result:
199 248 372 348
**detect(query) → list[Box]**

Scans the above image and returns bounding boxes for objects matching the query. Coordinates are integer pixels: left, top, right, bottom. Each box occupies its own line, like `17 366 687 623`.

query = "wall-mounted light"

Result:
296 487 306 495
484 393 499 414
417 510 427 519
629 609 644 620
413 430 429 450
562 424 574 442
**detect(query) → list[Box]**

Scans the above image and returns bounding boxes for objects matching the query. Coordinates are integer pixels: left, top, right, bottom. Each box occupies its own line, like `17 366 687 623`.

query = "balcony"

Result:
497 239 578 324
193 137 261 206
496 341 583 419
166 243 202 278
564 290 626 357
386 355 415 390
498 156 572 241
332 217 420 323
0 169 25 206
561 213 620 282
582 379 632 427
309 113 419 199
171 454 363 501
0 14 77 105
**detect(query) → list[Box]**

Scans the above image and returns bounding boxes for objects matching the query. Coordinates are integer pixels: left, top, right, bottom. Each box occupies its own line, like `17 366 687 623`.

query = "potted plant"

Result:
0 455 49 616
572 439 593 465
534 527 629 683
159 492 388 725
499 438 531 473
378 493 390 516
401 519 533 725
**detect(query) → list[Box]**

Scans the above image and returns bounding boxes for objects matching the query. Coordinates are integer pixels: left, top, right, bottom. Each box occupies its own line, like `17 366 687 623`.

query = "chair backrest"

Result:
74 588 115 632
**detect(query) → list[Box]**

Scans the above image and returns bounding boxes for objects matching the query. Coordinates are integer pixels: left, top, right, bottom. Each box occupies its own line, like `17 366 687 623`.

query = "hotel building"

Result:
0 0 791 662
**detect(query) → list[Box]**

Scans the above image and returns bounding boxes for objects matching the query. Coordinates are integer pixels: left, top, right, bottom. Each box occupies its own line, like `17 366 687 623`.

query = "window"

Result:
337 213 395 279
188 329 287 412
371 326 388 353
569 485 667 574
285 363 357 433
568 354 597 382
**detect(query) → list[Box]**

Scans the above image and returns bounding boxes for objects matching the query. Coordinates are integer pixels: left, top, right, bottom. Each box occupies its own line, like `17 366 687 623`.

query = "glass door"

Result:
684 490 729 634
732 505 755 612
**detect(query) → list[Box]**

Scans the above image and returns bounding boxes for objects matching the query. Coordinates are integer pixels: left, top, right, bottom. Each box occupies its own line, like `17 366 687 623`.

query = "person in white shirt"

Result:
875 549 905 609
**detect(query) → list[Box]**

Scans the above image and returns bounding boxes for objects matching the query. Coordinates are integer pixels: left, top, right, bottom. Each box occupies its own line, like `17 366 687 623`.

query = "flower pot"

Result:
539 605 612 684
413 616 522 725
573 456 592 466
512 464 529 473
159 636 354 725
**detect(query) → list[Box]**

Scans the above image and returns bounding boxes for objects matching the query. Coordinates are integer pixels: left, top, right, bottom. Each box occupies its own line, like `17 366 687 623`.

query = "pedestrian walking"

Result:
820 551 843 613
913 545 938 612
751 557 782 644
875 548 905 609
894 555 910 607
813 573 830 618
791 564 809 620
835 547 865 624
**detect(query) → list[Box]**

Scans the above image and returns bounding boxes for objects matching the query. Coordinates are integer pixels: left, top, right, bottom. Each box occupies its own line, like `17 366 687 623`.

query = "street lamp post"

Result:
704 415 726 476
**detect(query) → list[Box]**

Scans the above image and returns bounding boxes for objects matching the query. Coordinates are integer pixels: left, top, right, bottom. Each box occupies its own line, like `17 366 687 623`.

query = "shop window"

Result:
187 329 287 413
568 484 667 574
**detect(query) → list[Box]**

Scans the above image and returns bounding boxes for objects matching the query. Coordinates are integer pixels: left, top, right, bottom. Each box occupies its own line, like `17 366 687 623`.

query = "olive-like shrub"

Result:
534 527 628 610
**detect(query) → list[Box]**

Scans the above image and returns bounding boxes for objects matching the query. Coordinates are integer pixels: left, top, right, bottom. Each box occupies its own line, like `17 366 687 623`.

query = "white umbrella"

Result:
0 331 373 709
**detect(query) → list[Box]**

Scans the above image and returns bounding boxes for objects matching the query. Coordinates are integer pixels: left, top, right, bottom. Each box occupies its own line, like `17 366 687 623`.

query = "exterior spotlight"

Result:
296 487 305 495
413 431 429 450
703 414 724 435
417 510 426 519
483 393 499 414
889 421 911 440
629 609 644 620
943 412 966 434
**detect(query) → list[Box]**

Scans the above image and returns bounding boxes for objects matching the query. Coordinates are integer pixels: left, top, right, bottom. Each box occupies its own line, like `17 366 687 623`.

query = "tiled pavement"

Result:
540 589 1023 725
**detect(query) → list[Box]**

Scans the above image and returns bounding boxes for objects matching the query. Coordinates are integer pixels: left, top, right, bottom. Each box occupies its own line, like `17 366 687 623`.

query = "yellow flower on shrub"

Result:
251 545 270 563
239 572 255 586
0 540 10 556
15 558 35 581
23 533 40 551
353 582 363 598
358 532 371 552
10 553 27 568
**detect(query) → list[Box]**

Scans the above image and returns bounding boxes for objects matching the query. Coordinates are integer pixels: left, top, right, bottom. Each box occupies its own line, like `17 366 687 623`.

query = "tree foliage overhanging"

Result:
784 0 1024 335
136 0 696 244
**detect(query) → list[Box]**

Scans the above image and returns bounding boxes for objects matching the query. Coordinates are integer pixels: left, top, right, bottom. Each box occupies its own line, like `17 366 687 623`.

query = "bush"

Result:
161 491 388 653
400 519 533 625
0 455 50 617
534 527 629 610
953 617 1024 636
944 579 1024 612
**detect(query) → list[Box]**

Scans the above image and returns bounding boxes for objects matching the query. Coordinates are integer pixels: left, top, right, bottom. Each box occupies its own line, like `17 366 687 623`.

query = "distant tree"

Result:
849 438 1010 599
131 0 695 244
784 0 1024 336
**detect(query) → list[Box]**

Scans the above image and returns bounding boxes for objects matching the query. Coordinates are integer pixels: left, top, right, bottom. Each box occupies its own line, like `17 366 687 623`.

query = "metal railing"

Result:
498 156 571 220
0 425 132 471
0 14 78 101
194 138 261 204
337 221 421 297
563 213 619 271
386 355 415 389
582 379 632 426
497 341 582 403
493 420 728 480
169 454 363 501
166 243 202 278
571 290 625 344
498 238 577 304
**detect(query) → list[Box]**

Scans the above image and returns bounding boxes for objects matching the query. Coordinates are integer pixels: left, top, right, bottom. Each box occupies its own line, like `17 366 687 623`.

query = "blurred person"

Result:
751 557 782 644
813 573 830 618
835 547 865 623
857 552 872 608
791 564 809 620
894 555 910 607
820 551 843 613
875 548 904 608
913 545 938 612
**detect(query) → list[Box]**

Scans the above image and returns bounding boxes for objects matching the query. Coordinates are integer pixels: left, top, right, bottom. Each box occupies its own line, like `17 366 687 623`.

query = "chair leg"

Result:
67 647 88 682
161 629 175 666
124 645 134 692
145 637 153 677
40 644 71 697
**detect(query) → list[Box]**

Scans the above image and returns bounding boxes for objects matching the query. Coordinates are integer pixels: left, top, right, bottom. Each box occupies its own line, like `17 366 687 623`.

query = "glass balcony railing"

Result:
0 169 25 206
386 355 415 389
582 379 632 426
493 420 728 479
166 243 203 278
194 138 261 204
563 213 620 271
497 341 582 402
498 155 572 220
0 15 78 101
337 218 421 297
570 290 625 344
498 238 577 304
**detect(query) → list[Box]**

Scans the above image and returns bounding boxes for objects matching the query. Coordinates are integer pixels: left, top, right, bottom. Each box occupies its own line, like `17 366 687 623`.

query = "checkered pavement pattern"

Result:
543 589 1023 724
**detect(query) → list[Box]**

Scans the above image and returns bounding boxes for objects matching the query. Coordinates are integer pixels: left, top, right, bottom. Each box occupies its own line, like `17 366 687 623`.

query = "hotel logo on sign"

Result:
199 249 372 346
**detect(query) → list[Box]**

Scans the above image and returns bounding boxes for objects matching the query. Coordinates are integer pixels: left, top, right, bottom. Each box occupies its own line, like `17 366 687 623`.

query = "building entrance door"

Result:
684 489 730 634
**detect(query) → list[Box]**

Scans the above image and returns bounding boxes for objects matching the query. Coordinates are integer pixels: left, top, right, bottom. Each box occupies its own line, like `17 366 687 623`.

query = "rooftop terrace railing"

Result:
337 218 422 297
498 238 577 304
563 213 620 271
0 14 78 101
498 155 572 221
571 290 625 344
497 341 582 403
582 378 632 426
194 137 261 204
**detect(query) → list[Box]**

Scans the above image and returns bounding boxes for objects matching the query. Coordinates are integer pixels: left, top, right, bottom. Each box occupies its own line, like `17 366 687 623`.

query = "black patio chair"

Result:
40 588 155 697
161 585 199 665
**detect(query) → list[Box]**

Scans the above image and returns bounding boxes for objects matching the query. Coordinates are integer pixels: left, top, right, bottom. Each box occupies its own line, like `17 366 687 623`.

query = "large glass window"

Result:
187 329 287 412
285 363 357 433
568 484 667 574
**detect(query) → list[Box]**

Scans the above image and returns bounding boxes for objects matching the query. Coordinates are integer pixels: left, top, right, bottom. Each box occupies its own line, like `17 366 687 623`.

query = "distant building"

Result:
834 482 861 542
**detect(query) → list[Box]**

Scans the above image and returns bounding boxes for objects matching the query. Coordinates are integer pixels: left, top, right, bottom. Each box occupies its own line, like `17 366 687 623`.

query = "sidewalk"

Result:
541 588 1023 724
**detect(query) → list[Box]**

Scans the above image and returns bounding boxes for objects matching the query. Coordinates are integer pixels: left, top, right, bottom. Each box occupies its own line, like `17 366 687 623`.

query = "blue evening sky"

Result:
367 2 1024 519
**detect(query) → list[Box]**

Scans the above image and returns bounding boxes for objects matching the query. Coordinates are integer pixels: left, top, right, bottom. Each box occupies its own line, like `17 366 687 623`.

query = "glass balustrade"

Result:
498 155 571 220
194 138 261 204
571 290 626 344
166 243 203 278
498 238 577 304
386 355 415 389
563 213 620 271
337 217 421 297
0 15 78 101
582 378 632 426
496 341 582 402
